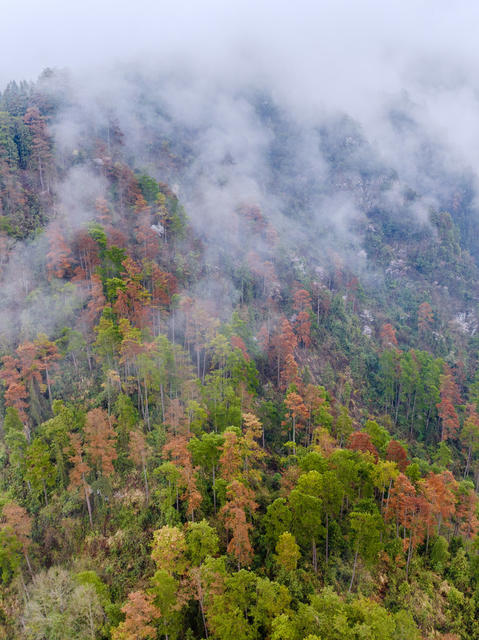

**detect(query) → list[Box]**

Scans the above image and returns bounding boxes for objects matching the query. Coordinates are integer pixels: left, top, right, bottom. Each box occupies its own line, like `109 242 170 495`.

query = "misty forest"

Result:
4 6 479 638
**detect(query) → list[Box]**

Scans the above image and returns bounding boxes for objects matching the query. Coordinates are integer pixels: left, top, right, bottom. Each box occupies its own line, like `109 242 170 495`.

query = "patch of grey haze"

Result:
3 1 479 339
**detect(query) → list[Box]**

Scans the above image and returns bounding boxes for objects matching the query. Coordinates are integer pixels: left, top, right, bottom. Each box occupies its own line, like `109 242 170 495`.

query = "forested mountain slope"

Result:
0 70 478 639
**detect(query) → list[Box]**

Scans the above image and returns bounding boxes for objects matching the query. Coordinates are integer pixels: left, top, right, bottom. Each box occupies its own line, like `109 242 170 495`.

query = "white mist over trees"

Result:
0 4 479 639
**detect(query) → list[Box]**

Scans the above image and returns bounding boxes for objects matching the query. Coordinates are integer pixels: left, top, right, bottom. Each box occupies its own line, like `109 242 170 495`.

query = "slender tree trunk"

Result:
349 548 359 592
202 349 207 383
406 534 413 581
425 402 433 434
19 571 30 606
394 383 402 425
325 513 329 565
88 600 95 640
292 416 296 455
83 479 93 528
437 513 442 536
475 468 479 492
24 551 33 576
38 156 44 191
312 537 317 573
143 462 149 503
212 466 216 513
137 372 144 420
385 478 393 514
160 383 165 422
143 374 150 430
409 391 417 438
45 366 52 407
107 384 111 417
464 445 472 479
199 597 208 638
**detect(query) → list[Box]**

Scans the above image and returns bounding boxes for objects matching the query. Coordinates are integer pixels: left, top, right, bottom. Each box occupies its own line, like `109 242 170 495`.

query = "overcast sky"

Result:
2 1 478 89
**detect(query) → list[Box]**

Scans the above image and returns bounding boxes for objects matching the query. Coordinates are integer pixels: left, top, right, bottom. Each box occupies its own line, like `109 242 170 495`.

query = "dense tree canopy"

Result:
0 71 479 640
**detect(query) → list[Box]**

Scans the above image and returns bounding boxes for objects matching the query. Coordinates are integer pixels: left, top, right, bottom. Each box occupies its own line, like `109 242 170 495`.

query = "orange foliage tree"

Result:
293 289 312 348
46 223 72 280
2 502 32 573
72 231 101 283
112 590 161 640
0 336 61 420
218 430 243 483
84 274 106 326
284 391 309 452
67 432 93 528
437 365 461 441
220 480 258 569
84 408 117 477
348 432 379 462
0 355 28 420
386 440 409 472
386 473 429 579
421 471 457 537
129 430 151 502
271 318 297 388
418 301 434 333
380 323 398 350
113 258 151 329
163 432 202 521
453 481 479 539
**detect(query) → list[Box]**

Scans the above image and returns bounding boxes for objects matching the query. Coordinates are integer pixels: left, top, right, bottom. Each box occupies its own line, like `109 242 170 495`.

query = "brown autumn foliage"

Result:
293 289 312 348
220 480 258 568
437 365 461 441
46 223 72 280
386 440 409 472
84 274 106 325
113 258 151 329
163 433 202 520
231 335 250 361
84 408 118 477
2 502 32 554
418 301 434 332
129 430 151 501
271 318 297 388
67 432 94 528
421 471 457 536
112 590 161 640
0 337 60 419
0 355 28 419
72 231 101 283
281 353 300 391
219 430 243 483
348 431 379 462
386 473 429 577
380 323 398 349
284 391 309 447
